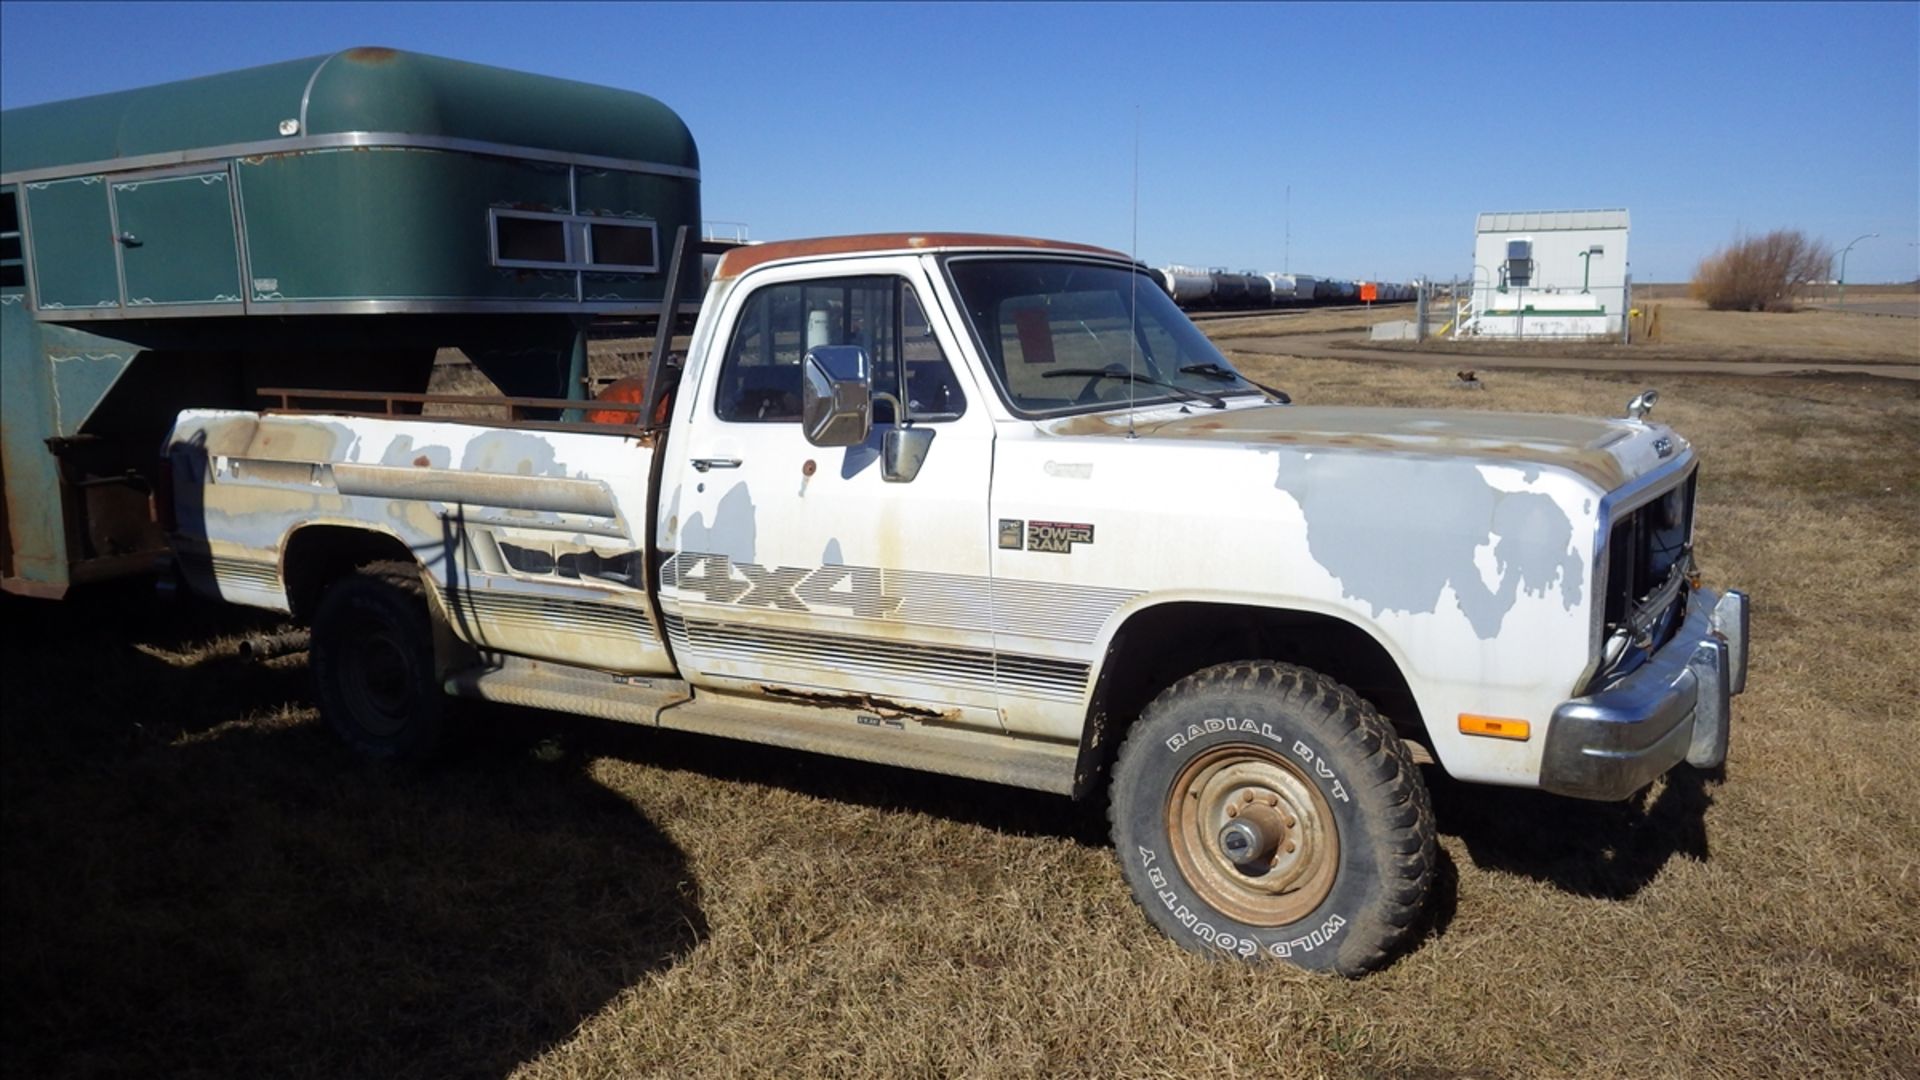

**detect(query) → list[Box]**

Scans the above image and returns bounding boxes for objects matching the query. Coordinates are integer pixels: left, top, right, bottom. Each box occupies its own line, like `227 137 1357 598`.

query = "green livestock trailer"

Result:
0 47 701 597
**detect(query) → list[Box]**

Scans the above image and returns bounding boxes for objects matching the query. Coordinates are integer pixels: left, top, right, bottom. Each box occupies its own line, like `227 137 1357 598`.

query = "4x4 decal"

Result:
668 553 904 617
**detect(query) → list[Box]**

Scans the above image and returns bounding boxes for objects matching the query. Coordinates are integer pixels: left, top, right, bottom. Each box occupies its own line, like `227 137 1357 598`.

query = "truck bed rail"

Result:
254 387 649 438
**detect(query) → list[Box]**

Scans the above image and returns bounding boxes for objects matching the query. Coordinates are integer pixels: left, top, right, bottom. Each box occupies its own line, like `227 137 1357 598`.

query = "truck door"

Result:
661 262 1001 727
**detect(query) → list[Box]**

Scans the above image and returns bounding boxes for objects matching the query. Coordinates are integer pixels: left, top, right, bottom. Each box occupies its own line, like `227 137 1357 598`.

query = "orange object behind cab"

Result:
586 374 672 426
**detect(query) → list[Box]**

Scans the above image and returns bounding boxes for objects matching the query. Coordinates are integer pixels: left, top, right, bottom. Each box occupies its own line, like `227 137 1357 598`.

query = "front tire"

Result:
310 561 446 760
1109 661 1435 974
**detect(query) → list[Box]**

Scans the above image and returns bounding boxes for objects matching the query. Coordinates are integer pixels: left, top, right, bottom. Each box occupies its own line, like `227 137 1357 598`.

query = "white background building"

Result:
1471 209 1630 337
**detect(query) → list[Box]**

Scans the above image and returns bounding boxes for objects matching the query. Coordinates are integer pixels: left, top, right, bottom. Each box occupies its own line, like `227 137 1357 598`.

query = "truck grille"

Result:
1598 470 1697 679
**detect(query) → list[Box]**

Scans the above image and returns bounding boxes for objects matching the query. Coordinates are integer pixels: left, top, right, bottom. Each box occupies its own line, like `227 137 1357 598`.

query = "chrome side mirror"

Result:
1626 388 1659 421
801 346 873 447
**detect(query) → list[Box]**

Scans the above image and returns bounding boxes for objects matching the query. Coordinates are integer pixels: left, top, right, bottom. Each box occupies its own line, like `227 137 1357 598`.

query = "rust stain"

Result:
1048 413 1133 437
245 420 340 462
341 46 400 64
714 233 1127 281
190 415 263 458
413 455 431 468
755 684 962 724
2 468 29 582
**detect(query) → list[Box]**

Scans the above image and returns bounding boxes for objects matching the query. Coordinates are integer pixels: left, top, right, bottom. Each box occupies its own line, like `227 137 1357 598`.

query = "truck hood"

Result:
1042 404 1683 490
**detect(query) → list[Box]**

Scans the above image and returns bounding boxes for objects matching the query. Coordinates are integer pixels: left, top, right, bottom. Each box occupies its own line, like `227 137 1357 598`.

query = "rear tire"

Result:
1109 661 1435 974
310 561 445 760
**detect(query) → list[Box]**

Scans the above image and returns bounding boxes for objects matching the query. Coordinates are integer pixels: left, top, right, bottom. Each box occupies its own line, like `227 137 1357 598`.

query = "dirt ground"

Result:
5 340 1919 1078
1194 305 1417 338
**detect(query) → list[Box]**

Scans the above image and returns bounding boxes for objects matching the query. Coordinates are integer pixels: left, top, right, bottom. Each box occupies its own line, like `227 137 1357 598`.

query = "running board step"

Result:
443 656 1078 795
656 692 1078 795
445 656 690 726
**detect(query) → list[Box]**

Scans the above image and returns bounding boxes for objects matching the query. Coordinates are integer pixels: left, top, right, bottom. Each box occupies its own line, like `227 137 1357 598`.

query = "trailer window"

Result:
0 192 23 289
490 208 663 275
492 211 570 267
586 220 658 272
717 276 965 424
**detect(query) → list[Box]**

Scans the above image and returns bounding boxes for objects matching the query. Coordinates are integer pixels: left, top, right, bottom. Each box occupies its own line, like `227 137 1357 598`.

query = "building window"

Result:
1504 238 1534 288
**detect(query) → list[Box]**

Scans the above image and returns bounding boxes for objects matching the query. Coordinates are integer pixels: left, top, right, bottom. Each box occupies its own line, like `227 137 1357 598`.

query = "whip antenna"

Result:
1127 105 1140 440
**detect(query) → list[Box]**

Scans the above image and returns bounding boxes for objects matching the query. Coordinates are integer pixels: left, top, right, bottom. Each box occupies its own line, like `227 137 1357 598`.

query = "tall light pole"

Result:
1836 233 1878 309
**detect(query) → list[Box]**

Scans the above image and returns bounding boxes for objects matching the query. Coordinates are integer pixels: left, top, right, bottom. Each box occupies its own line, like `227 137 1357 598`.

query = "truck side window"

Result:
717 277 965 424
900 285 965 420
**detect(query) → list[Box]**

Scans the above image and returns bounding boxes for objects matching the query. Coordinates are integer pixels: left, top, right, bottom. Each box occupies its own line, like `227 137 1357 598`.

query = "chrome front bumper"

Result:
1540 587 1750 801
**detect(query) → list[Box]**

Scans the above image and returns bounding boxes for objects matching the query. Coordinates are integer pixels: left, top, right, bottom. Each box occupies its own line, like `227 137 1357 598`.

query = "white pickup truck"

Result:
165 232 1749 974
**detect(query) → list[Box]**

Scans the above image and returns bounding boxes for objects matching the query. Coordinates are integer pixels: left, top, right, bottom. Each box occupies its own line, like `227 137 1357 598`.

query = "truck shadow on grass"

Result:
1 588 705 1080
543 708 1117 849
1425 766 1715 901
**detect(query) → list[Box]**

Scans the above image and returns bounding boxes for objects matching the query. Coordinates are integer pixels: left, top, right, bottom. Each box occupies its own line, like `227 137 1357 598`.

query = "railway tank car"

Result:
1208 269 1251 307
1241 271 1273 306
1149 262 1414 312
1157 265 1215 306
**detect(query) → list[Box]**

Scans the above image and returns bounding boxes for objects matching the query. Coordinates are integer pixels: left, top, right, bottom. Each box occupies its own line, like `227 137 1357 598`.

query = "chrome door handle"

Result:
691 457 742 473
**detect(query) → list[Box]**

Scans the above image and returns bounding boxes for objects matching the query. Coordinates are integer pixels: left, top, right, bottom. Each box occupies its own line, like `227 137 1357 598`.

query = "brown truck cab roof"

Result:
712 232 1129 281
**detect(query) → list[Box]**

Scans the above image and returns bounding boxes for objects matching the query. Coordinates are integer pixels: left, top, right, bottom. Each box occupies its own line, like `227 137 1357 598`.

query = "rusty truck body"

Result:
165 231 1750 974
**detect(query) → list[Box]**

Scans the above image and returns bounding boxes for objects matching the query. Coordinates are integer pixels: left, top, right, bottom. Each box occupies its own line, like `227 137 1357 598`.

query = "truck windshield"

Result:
944 257 1262 417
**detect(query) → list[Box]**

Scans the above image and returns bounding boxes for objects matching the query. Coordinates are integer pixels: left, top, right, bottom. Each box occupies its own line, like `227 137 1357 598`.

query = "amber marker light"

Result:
1459 714 1532 740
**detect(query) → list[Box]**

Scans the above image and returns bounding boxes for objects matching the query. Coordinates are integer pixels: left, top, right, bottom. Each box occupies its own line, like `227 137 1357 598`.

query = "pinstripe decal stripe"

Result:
663 614 1091 703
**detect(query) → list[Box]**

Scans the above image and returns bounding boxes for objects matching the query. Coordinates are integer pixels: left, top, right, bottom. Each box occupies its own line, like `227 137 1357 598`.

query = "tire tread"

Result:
1108 660 1437 975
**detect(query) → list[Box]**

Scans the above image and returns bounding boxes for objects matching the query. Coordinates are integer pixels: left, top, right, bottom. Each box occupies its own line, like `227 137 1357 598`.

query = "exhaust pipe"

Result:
238 629 310 663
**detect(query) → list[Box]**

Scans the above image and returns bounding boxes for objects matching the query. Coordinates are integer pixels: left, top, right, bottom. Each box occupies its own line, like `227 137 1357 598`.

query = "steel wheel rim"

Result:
342 622 414 737
1166 742 1339 926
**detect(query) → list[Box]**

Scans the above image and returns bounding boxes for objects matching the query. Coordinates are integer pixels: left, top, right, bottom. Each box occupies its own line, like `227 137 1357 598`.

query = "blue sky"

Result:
3 1 1915 283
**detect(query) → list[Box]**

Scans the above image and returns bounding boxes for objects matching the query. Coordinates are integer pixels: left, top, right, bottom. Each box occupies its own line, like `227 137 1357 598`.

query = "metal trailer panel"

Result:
0 48 697 178
0 50 706 595
1 48 704 318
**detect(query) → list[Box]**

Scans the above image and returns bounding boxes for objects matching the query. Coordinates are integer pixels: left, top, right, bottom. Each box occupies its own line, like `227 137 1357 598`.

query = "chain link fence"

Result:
1411 277 1636 343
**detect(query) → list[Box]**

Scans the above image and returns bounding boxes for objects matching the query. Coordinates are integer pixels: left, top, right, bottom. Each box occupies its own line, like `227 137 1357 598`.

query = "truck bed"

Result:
166 403 673 677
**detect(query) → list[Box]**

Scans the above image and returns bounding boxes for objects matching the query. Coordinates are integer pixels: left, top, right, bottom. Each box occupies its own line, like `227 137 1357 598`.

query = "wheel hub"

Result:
1218 796 1291 868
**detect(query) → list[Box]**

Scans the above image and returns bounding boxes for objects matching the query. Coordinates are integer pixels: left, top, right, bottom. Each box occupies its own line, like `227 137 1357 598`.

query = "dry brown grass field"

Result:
1379 298 1918 368
1633 282 1919 302
5 336 1918 1078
